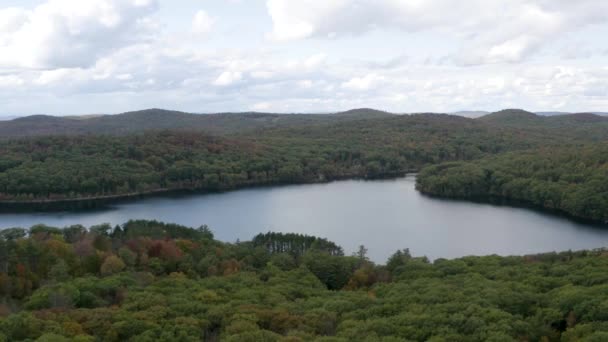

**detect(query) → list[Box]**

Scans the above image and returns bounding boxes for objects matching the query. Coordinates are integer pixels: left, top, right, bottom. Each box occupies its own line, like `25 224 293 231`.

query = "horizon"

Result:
2 107 608 121
1 0 607 117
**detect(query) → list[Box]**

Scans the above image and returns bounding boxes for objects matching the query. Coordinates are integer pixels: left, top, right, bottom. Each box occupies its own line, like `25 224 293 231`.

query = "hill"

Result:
0 108 396 138
0 112 558 204
546 113 608 125
331 108 394 119
4 107 608 205
3 107 608 139
477 110 608 140
536 111 608 117
478 109 543 125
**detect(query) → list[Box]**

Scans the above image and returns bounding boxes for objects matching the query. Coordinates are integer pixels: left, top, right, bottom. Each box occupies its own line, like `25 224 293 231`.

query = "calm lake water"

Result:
1 176 608 262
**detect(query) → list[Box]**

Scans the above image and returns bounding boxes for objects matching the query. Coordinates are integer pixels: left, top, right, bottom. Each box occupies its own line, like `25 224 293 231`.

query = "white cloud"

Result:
303 53 327 68
341 74 384 91
266 0 336 40
192 10 214 35
0 0 158 69
213 71 242 86
252 102 272 111
298 80 313 88
250 71 275 79
0 1 607 116
0 7 27 33
266 0 608 64
33 68 96 86
116 73 133 80
0 74 24 87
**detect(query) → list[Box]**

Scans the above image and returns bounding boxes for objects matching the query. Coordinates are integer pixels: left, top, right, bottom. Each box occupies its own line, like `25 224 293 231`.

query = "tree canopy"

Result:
2 220 608 340
416 142 608 223
3 110 608 205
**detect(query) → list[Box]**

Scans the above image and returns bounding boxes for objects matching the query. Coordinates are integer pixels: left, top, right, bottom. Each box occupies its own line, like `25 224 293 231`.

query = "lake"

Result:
1 176 608 262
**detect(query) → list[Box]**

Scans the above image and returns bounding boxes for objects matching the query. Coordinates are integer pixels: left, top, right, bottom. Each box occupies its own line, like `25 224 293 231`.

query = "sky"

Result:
0 0 607 116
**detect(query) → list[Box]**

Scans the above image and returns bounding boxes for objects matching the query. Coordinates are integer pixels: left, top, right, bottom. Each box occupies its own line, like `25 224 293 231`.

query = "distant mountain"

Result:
547 113 608 124
332 108 394 119
478 110 608 136
3 107 607 139
450 111 490 118
0 108 396 138
478 109 543 125
536 111 608 117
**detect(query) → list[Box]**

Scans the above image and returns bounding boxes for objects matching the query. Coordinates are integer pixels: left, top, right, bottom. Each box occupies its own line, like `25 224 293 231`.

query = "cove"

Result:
1 176 607 263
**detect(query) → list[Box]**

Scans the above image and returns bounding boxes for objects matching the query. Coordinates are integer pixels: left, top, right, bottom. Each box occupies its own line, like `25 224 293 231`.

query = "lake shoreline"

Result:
3 175 608 262
416 188 608 227
0 170 417 212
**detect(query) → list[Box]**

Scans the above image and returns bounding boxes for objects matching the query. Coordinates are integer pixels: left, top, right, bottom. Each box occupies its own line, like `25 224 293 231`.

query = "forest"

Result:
3 110 608 340
2 220 608 341
2 109 608 204
416 142 608 223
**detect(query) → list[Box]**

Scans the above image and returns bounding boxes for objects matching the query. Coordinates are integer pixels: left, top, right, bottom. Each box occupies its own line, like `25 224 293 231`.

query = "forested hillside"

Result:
4 108 608 139
2 220 608 341
3 108 608 210
0 108 393 138
416 143 608 223
479 110 608 141
0 113 554 204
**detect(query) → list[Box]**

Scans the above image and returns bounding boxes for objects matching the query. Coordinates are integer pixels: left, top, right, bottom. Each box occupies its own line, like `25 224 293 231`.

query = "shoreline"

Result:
0 170 416 212
416 187 608 227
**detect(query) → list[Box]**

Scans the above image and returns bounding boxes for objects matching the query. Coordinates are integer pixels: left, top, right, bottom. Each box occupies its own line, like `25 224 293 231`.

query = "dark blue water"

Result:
1 176 607 262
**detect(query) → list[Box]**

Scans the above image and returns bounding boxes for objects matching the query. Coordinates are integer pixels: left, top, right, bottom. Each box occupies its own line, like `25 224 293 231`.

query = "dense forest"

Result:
0 115 514 202
2 220 608 341
2 109 608 204
416 142 608 223
3 109 608 340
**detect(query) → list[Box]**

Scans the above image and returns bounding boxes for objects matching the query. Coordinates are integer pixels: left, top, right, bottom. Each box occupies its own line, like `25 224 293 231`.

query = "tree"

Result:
198 225 214 240
100 255 125 276
63 225 87 243
49 260 70 282
118 247 137 267
354 245 368 262
386 248 414 276
90 224 112 236
0 228 26 241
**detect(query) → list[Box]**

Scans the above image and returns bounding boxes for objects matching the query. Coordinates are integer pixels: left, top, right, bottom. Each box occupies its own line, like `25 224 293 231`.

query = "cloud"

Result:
192 10 214 35
341 74 384 91
0 74 24 88
251 102 272 111
0 1 606 116
0 0 158 69
303 53 327 68
266 0 608 64
213 71 243 86
298 80 313 88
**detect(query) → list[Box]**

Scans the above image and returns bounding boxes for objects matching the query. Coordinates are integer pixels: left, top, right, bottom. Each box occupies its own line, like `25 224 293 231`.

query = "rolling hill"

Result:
0 108 396 138
2 107 608 140
478 109 608 129
478 109 544 125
